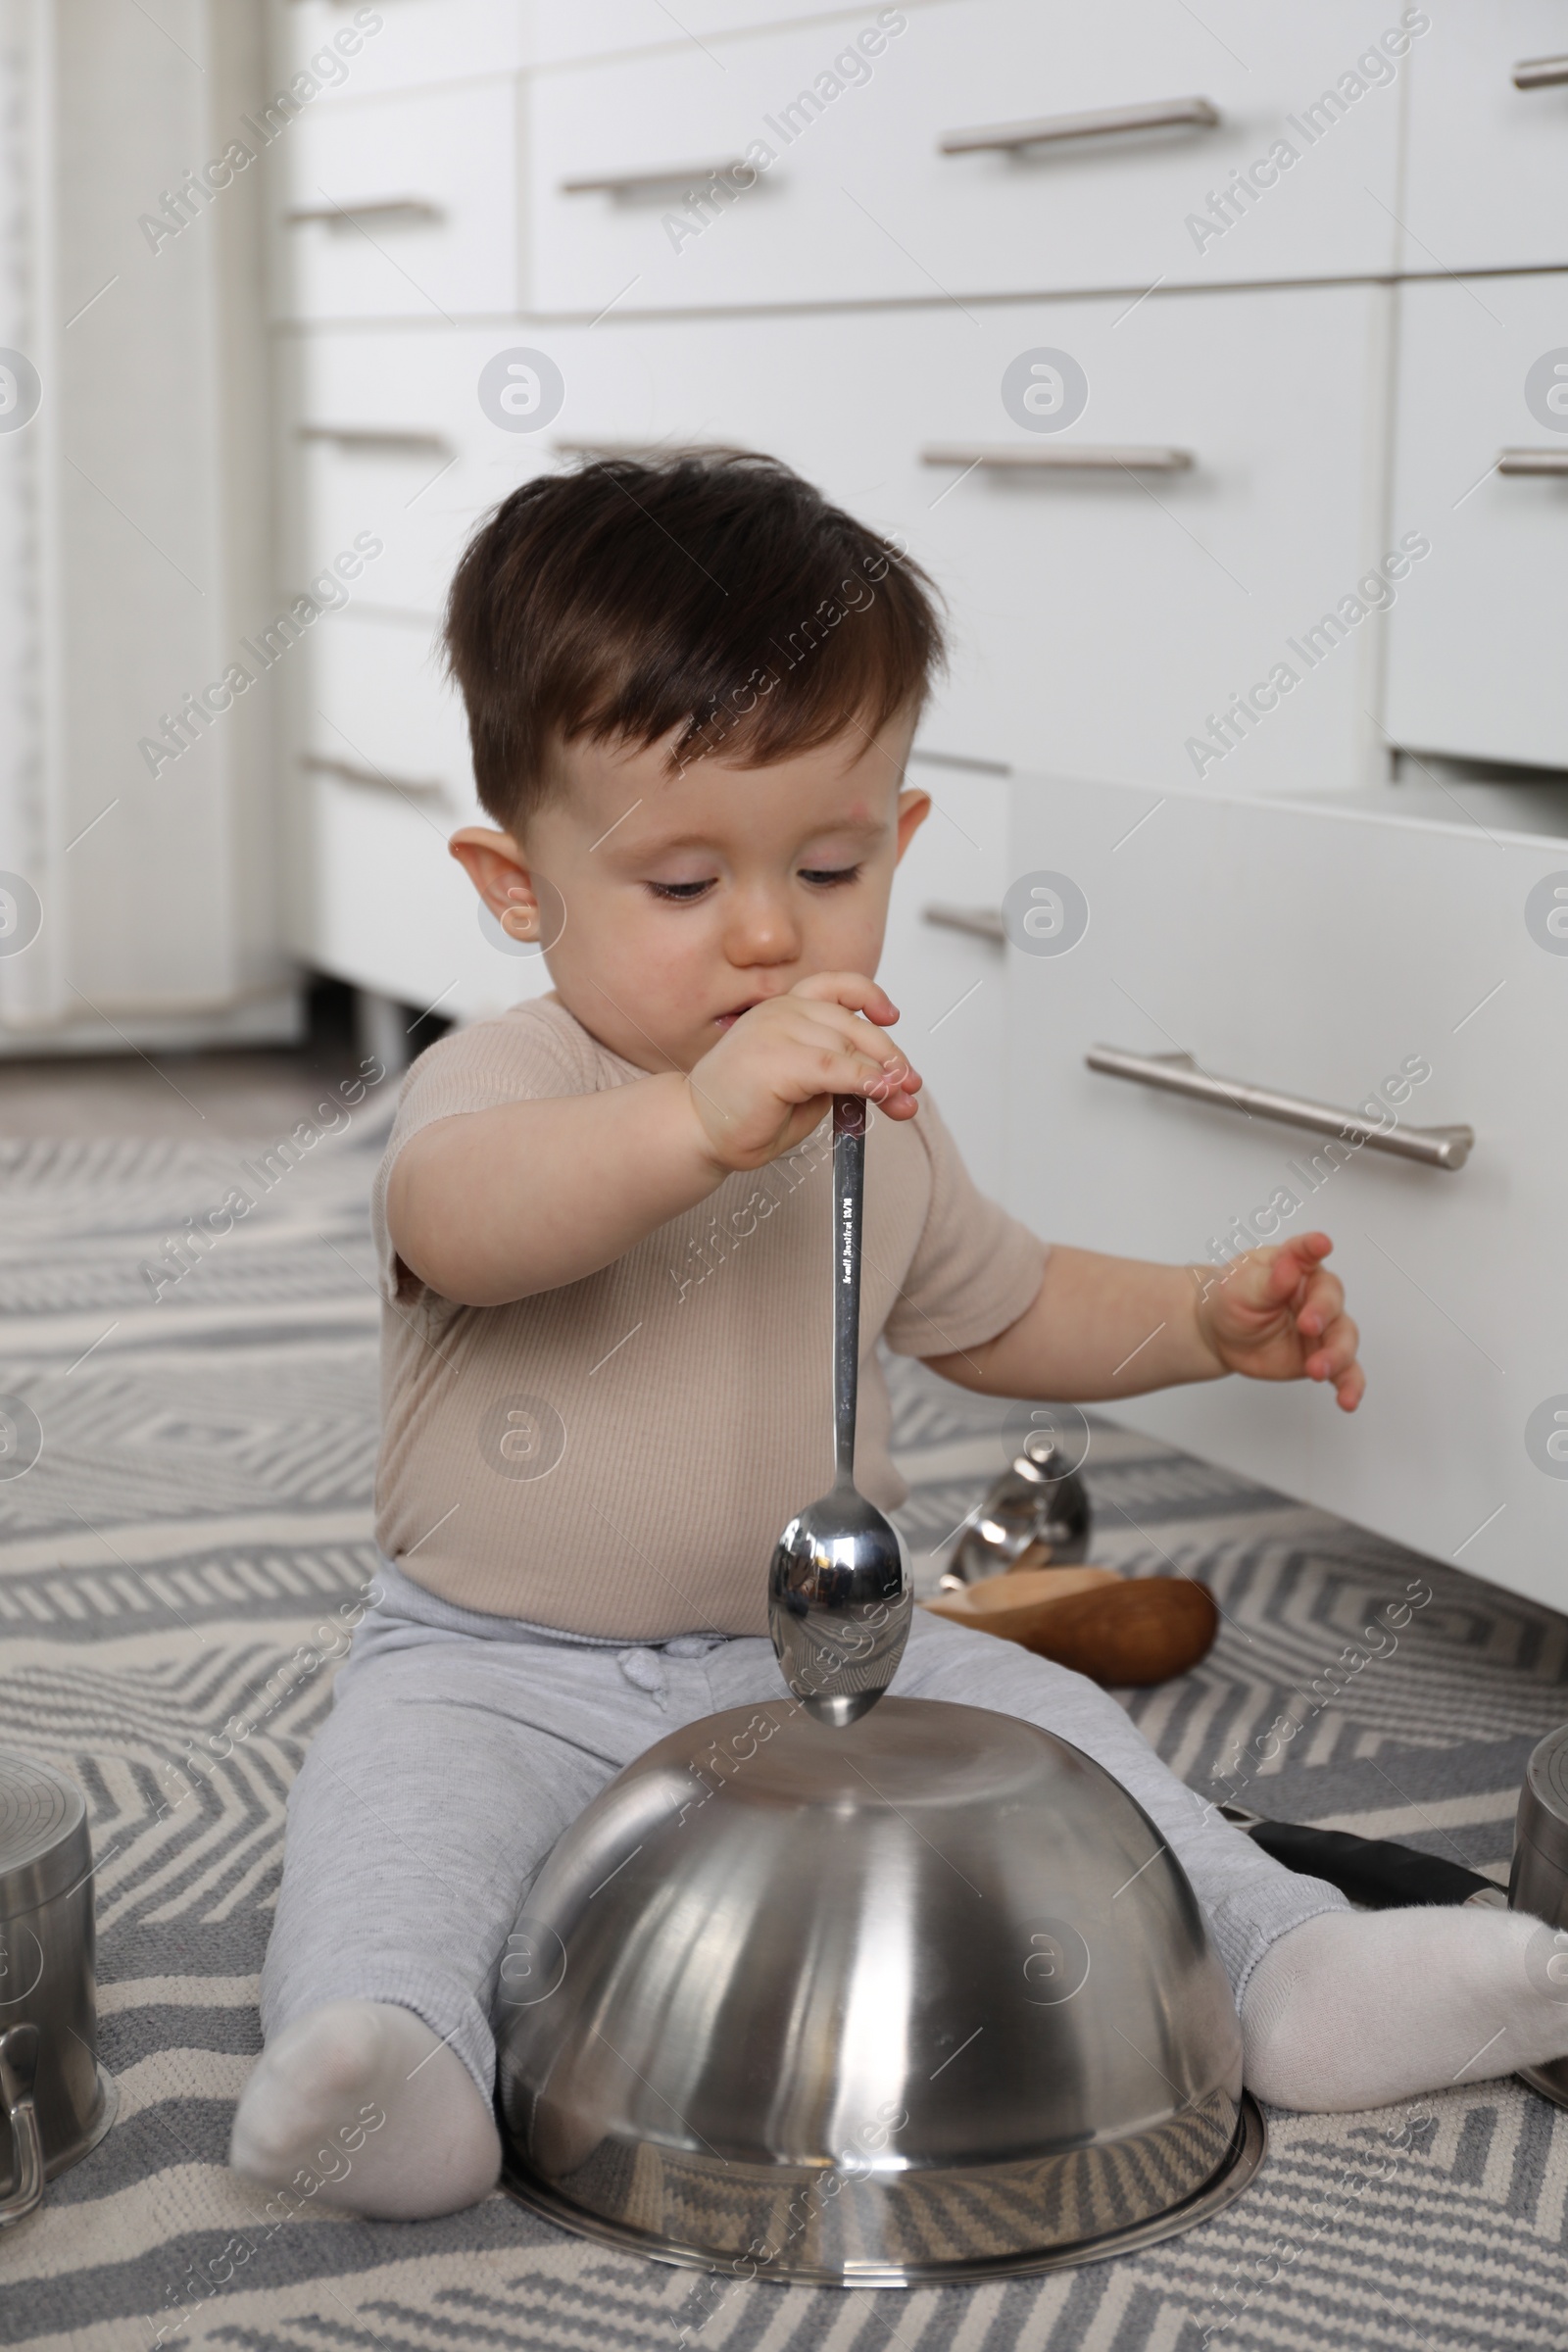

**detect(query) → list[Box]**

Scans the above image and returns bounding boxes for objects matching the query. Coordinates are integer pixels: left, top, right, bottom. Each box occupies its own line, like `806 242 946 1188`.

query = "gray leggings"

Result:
262 1560 1350 2104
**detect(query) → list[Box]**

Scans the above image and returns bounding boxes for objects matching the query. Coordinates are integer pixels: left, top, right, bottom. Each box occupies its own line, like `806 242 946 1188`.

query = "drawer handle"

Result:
302 754 449 803
921 443 1194 473
1513 53 1568 89
941 96 1219 156
285 198 444 229
1496 447 1568 477
297 425 454 457
553 436 729 461
562 159 752 197
1085 1047 1475 1172
922 903 1004 942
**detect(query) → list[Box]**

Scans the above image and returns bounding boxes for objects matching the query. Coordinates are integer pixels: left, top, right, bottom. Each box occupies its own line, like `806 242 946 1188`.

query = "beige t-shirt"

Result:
371 996 1049 1638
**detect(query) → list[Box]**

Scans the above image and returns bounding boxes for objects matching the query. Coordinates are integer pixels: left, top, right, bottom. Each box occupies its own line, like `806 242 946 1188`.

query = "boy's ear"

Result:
449 827 539 941
893 788 931 864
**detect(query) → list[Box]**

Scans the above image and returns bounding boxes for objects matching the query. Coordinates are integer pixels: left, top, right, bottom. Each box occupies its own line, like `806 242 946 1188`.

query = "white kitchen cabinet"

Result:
298 765 552 1021
288 613 553 1020
280 325 560 618
1004 773 1568 1614
276 0 911 91
883 757 1011 1201
524 0 1407 316
1384 273 1568 773
271 78 520 320
526 1 919 65
300 612 476 804
274 0 530 96
1402 5 1568 275
538 281 1393 791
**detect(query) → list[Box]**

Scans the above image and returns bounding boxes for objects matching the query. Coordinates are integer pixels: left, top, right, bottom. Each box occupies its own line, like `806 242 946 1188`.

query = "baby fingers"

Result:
1303 1310 1362 1401
1295 1267 1346 1340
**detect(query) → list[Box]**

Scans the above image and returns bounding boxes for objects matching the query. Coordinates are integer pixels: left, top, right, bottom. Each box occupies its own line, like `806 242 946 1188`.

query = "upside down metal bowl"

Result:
497 1697 1263 2285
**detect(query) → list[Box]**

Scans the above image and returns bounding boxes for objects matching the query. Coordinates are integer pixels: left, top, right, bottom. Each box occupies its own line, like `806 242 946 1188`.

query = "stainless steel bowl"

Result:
498 1696 1262 2284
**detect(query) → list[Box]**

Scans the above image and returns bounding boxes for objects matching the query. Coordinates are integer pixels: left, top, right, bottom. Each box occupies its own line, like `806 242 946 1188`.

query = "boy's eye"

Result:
799 863 862 888
647 879 715 902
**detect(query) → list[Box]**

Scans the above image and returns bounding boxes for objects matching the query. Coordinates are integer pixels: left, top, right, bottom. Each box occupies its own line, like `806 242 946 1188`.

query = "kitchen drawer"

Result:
540 281 1392 792
302 612 478 810
1384 273 1568 772
1004 774 1568 1613
297 771 553 1021
271 0 528 95
528 1 909 64
279 327 559 616
523 0 1406 315
270 0 892 90
1403 3 1568 273
881 757 1011 1200
271 79 519 320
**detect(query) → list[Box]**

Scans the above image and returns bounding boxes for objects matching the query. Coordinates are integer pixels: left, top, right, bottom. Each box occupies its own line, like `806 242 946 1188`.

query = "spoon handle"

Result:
831 1095 866 1486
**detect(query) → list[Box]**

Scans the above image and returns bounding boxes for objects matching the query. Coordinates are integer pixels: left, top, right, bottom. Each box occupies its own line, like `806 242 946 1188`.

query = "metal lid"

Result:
0 1750 91 1915
1516 1722 1568 1877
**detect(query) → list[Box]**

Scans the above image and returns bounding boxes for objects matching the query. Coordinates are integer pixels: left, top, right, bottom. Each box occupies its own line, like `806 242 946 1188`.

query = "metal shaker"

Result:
942 1430 1092 1590
0 1751 117 2223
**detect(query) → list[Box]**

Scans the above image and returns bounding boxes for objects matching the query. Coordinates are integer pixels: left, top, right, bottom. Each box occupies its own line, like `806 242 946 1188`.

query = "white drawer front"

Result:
299 775 553 1022
292 612 550 1019
525 0 1406 314
537 283 1390 792
301 612 478 810
528 2 906 64
1403 3 1568 273
280 327 562 618
1384 273 1568 772
272 80 518 319
881 760 1011 1200
1004 775 1568 1614
271 1 527 96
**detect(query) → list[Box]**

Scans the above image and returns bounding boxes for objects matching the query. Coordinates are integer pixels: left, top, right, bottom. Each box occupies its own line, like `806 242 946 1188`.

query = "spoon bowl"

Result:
768 1487 911 1728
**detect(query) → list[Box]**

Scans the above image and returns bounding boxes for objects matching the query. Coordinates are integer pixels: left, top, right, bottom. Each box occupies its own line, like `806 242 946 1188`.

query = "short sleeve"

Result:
881 1091 1049 1359
369 1003 589 1304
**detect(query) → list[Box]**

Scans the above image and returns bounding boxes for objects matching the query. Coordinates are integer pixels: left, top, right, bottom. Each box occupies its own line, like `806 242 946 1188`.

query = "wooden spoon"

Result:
924 1566 1218 1688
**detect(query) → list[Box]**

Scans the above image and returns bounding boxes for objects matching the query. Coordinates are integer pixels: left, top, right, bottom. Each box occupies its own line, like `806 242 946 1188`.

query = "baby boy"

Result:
230 453 1568 2219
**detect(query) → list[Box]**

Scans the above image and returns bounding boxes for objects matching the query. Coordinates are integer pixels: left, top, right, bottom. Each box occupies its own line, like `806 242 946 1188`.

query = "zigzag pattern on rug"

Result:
1 1129 1565 2350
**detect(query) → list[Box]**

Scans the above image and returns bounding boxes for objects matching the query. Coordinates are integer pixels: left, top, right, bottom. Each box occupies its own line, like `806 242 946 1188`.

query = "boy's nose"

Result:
722 891 800 966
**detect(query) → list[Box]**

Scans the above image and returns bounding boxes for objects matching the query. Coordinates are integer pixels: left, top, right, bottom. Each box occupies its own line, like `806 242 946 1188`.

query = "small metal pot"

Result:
1509 1722 1568 2109
0 1751 117 2224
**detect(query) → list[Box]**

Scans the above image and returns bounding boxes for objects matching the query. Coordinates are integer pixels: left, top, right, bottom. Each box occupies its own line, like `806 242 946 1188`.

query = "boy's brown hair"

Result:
443 451 944 835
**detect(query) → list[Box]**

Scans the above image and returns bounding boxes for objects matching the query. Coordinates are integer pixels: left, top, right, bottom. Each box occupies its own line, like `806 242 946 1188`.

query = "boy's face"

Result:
450 710 929 1075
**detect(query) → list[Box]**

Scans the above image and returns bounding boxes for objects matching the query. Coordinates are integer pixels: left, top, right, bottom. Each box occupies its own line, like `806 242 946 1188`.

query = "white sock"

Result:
229 1999 501 2220
1242 1904 1568 2111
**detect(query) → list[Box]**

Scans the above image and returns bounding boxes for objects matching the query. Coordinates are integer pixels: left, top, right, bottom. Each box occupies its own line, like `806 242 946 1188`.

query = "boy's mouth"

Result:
714 997 771 1031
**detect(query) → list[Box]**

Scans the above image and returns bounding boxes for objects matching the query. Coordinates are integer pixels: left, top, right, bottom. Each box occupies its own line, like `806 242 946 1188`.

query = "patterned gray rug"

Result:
2 1113 1567 2350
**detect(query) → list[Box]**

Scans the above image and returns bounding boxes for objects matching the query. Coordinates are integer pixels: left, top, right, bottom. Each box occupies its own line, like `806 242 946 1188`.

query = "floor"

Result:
4 1034 1567 2349
0 982 446 1139
0 1047 368 1141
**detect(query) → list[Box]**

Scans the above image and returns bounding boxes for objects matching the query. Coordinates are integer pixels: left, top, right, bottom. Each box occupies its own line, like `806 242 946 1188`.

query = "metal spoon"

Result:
768 1094 912 1727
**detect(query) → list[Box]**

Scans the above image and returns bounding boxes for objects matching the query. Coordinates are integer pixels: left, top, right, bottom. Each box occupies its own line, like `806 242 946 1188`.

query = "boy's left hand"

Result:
1195 1232 1364 1411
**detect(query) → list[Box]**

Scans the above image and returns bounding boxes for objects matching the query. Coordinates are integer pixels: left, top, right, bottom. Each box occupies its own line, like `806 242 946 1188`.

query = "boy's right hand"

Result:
685 972 921 1173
